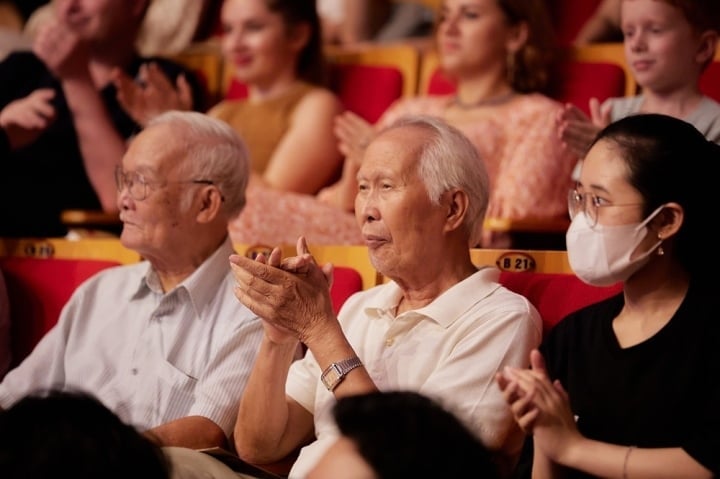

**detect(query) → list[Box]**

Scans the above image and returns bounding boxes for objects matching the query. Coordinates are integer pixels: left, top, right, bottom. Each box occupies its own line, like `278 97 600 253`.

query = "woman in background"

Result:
209 0 344 196
319 0 577 248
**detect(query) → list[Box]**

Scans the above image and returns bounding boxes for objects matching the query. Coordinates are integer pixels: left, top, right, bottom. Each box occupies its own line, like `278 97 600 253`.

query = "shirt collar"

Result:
131 237 235 317
363 266 501 327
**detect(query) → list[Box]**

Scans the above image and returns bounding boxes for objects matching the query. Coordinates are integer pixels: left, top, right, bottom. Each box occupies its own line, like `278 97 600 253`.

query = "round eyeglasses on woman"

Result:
115 166 217 202
567 188 643 228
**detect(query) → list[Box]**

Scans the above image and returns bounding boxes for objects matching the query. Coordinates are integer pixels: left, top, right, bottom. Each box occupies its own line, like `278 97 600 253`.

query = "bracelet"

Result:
622 445 635 479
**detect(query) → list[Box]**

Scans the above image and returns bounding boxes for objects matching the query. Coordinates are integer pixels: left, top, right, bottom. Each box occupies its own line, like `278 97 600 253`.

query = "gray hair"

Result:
378 115 489 245
147 110 250 219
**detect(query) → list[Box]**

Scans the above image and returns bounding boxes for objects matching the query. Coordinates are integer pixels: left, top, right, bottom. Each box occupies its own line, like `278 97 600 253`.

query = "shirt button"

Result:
131 368 139 375
385 338 394 347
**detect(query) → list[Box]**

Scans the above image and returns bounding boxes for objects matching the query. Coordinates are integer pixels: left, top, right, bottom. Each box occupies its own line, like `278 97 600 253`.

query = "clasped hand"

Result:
496 349 583 463
230 237 336 346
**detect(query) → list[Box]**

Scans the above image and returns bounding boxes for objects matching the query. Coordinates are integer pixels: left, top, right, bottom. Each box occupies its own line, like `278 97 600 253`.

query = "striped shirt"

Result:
0 237 263 437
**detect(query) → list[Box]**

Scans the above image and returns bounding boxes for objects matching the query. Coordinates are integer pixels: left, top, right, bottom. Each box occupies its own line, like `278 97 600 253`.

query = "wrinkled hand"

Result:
496 349 581 462
556 100 610 158
230 237 335 345
334 111 375 168
33 19 90 80
0 88 56 149
114 63 193 127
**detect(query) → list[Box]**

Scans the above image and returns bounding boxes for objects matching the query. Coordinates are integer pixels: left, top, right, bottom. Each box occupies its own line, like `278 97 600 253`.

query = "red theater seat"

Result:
499 271 622 334
0 257 121 368
700 56 720 103
329 266 364 315
0 238 141 368
470 248 623 335
329 63 405 123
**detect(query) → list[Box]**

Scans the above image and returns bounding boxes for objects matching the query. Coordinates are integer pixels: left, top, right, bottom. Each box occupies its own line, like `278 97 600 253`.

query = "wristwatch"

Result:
320 356 363 392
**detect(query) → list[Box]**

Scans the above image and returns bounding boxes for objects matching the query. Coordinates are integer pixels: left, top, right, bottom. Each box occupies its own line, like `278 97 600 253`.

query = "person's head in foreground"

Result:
0 389 170 479
307 390 500 479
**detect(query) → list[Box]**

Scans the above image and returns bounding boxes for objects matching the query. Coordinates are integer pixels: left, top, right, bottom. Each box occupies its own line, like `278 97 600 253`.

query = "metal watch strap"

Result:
320 356 363 392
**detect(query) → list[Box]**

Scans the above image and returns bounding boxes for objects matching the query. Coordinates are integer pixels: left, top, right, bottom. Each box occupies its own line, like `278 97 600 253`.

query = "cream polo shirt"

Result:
286 267 542 478
0 237 264 437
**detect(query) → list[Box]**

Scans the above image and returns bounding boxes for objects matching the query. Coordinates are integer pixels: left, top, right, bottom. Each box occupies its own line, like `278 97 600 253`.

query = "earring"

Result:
657 233 664 256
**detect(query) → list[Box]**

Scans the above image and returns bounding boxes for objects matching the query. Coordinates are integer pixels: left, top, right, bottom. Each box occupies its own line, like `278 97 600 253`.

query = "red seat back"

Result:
225 78 249 100
0 257 120 368
224 64 403 123
549 59 628 115
547 0 605 46
498 271 622 335
700 61 720 102
330 63 405 123
329 266 363 315
426 68 457 96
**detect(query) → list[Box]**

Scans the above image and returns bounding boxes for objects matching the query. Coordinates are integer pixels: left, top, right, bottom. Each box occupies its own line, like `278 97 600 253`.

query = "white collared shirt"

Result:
286 267 542 478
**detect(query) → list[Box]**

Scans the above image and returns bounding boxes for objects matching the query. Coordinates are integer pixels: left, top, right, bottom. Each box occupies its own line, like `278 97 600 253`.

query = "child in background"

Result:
558 0 720 168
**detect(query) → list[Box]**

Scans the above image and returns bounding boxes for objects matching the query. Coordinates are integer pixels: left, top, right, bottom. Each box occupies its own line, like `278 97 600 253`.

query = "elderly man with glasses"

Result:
0 111 264 451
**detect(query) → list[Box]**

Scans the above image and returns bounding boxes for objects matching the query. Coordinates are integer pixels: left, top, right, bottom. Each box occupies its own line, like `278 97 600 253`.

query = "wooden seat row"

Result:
1 237 622 368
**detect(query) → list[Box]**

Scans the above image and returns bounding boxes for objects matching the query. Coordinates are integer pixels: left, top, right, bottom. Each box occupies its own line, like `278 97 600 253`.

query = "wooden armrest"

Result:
61 209 121 226
482 216 570 233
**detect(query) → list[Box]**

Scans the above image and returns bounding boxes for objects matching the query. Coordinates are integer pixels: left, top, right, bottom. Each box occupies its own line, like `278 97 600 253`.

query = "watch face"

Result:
321 357 362 391
321 364 342 391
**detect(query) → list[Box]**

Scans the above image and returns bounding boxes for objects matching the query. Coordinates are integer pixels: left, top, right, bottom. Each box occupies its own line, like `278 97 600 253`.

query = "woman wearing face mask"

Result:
496 113 720 479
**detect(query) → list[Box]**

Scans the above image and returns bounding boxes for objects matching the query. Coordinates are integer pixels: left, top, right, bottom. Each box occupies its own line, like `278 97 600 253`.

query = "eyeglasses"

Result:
568 188 643 228
115 166 216 201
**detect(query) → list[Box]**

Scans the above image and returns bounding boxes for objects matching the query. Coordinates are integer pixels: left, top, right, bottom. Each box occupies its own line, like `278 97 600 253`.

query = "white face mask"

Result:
566 207 664 286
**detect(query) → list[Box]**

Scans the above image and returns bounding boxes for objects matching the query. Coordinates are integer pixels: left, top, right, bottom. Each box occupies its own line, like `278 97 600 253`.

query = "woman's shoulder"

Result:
293 83 344 119
296 83 343 107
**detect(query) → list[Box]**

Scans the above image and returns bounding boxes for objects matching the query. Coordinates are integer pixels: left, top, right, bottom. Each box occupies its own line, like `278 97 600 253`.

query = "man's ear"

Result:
195 186 223 224
443 189 469 234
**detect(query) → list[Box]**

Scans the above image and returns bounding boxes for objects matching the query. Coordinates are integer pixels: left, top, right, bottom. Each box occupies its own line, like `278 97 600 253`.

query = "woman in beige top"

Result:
209 0 344 196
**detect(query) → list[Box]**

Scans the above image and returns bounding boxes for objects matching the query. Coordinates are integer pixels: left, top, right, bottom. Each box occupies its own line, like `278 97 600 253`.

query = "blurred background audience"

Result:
0 0 204 238
318 0 433 46
557 0 720 170
319 0 577 249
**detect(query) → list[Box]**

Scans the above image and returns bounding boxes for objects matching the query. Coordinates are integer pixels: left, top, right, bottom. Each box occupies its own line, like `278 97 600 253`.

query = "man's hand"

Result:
230 236 336 345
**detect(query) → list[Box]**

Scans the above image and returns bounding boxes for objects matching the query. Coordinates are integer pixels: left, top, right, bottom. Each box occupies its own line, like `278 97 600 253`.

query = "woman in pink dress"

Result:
319 0 577 248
